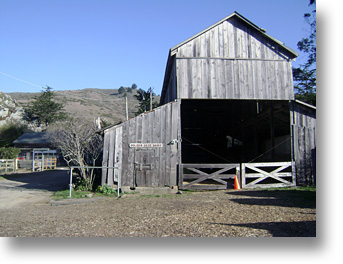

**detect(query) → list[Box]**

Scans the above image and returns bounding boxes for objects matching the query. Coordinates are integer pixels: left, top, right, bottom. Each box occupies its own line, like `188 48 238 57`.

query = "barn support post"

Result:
270 101 275 161
117 167 120 197
69 167 73 198
32 150 35 172
289 101 297 185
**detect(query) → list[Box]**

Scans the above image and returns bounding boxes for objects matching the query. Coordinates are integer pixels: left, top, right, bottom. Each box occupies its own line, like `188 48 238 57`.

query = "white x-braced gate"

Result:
180 163 240 189
241 162 295 188
180 161 294 189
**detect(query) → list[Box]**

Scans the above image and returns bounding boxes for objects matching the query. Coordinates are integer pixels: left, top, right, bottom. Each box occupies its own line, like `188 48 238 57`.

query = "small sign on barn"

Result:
129 143 163 148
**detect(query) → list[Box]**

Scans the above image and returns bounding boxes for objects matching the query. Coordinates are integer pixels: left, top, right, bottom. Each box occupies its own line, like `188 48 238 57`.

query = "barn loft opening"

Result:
181 99 291 164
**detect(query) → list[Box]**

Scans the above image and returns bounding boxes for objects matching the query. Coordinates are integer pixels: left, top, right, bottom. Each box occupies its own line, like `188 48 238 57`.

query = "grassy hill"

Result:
7 88 160 126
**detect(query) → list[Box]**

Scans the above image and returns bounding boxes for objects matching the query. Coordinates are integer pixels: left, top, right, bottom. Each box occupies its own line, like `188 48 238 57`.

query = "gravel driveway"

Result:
0 170 316 237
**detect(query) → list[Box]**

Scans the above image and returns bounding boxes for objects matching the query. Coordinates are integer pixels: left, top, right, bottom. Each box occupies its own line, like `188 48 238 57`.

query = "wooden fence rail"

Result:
241 162 295 188
0 159 16 173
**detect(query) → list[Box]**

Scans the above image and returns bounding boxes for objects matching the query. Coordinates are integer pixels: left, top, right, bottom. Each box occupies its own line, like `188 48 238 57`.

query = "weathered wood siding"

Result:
176 58 293 100
102 101 181 187
102 125 122 186
291 101 316 186
161 15 295 104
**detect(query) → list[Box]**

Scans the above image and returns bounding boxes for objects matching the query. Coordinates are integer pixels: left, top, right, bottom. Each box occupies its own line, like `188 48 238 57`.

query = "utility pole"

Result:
150 88 152 111
125 95 129 120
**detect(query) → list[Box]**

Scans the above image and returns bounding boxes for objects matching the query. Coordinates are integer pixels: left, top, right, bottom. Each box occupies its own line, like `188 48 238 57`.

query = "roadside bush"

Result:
96 184 116 195
0 147 21 159
0 122 30 147
75 178 91 191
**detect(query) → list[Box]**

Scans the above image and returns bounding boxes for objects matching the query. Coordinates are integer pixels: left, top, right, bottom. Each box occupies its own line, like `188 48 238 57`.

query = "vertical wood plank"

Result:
160 104 167 186
165 103 172 186
154 108 161 186
107 129 115 186
121 122 130 186
170 101 180 186
101 130 110 185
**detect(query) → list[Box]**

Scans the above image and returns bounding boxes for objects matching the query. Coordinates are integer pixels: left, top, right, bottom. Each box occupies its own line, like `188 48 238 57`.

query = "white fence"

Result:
0 159 17 174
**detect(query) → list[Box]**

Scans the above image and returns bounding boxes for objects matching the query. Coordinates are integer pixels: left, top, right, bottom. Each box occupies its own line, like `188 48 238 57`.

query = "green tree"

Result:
0 121 30 147
23 86 67 127
134 87 159 115
0 147 21 159
293 0 316 106
118 86 126 94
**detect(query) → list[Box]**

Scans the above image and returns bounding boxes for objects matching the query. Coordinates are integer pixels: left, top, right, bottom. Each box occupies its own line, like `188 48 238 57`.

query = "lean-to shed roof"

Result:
12 132 51 145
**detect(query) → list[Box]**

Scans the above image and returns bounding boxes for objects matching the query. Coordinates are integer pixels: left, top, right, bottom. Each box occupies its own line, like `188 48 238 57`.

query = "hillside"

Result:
6 88 160 125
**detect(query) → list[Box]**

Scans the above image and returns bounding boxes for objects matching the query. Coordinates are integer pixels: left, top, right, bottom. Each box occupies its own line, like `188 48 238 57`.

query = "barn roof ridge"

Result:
170 11 298 58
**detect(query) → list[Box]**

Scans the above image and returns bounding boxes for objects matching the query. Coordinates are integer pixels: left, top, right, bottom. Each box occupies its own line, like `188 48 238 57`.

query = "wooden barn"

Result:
101 12 316 190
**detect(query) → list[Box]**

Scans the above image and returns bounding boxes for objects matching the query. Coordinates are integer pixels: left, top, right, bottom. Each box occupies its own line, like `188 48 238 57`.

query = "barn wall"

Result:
174 17 294 101
159 16 296 105
176 59 293 100
176 17 292 60
291 101 316 186
102 101 181 188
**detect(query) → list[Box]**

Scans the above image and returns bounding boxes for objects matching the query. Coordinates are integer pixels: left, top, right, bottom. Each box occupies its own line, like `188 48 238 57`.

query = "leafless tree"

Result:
48 118 103 190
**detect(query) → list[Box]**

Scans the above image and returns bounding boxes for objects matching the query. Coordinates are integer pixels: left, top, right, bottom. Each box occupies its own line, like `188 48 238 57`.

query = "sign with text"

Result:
129 143 163 148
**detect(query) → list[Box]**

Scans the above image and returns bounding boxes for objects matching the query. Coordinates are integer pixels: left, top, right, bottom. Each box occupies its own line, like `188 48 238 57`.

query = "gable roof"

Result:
12 132 51 145
170 11 298 58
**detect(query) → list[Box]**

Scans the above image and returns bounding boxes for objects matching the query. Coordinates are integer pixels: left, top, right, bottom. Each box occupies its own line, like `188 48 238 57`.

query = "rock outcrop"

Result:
0 91 24 126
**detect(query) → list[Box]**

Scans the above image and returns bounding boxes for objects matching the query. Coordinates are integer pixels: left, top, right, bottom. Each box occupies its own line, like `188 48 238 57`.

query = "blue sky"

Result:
0 0 315 95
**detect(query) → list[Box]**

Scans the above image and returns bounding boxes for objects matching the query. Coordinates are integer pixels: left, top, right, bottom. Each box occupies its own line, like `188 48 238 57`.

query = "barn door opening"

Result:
180 99 292 189
134 149 156 187
181 99 291 164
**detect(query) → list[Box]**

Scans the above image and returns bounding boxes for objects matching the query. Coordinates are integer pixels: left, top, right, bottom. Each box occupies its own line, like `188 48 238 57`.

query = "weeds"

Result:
52 184 117 200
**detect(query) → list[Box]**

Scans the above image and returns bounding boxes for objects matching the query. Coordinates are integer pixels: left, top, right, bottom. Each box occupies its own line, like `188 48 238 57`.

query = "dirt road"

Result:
0 169 69 209
0 170 316 237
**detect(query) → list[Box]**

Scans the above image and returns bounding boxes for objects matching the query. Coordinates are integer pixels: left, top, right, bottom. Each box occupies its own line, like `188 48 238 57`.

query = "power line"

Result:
0 71 42 88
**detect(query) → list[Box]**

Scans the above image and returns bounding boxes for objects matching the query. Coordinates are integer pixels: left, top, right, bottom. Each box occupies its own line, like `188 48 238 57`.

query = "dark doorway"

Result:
181 99 291 164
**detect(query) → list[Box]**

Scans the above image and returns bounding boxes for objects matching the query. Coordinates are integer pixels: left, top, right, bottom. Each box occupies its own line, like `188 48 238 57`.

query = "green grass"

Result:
52 189 89 200
52 189 118 200
262 186 316 192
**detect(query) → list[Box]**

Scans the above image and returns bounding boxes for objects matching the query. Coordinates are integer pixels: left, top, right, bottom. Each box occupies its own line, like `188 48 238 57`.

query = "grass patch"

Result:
262 186 316 192
52 189 89 200
52 189 118 200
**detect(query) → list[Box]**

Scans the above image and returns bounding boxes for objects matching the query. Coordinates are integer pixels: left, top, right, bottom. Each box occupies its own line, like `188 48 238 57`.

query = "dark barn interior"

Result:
181 99 292 164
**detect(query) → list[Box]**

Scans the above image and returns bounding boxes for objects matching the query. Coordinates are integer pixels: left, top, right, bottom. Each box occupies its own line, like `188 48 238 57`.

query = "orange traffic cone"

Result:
234 175 241 190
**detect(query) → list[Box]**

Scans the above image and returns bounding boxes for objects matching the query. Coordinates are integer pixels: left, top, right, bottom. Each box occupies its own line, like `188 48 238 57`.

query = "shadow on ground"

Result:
210 220 316 237
225 189 316 209
1 169 70 192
